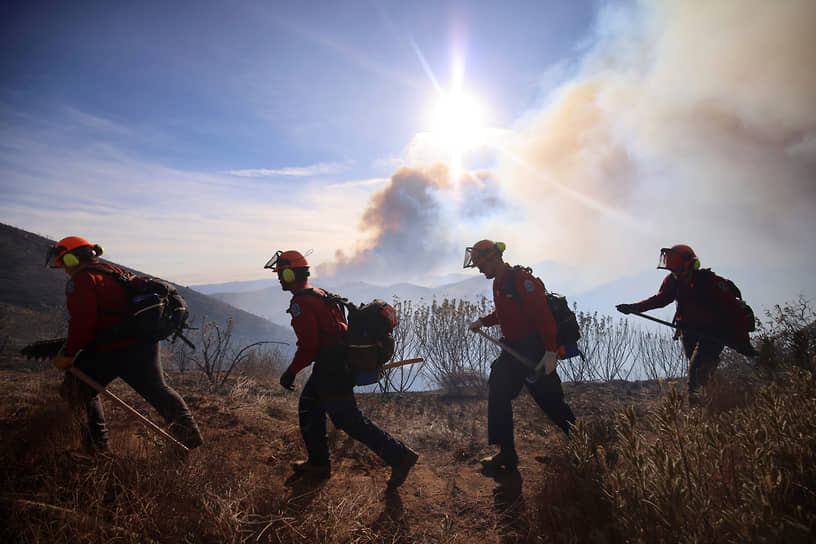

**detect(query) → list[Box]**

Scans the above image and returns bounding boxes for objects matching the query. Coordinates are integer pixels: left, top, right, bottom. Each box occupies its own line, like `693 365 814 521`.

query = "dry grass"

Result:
1 356 815 543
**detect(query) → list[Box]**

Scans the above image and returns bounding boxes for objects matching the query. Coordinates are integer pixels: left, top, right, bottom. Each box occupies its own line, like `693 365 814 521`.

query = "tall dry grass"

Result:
528 368 816 543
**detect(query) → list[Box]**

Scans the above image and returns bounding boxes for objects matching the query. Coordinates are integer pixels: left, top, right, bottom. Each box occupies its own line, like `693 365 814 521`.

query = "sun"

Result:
427 89 489 180
430 90 487 152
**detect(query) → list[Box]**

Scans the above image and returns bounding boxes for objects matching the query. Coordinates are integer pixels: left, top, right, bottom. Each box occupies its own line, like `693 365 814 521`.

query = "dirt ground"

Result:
0 361 667 543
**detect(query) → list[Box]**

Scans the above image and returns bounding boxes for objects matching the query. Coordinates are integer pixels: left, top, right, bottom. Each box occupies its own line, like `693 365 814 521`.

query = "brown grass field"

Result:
1 353 814 543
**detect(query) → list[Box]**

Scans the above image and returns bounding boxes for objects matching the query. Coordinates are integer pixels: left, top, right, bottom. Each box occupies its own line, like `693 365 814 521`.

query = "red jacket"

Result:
287 281 348 375
64 262 141 354
629 269 750 344
480 263 559 352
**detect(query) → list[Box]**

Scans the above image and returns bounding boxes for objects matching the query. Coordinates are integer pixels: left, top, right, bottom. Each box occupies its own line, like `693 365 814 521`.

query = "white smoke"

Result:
500 0 816 277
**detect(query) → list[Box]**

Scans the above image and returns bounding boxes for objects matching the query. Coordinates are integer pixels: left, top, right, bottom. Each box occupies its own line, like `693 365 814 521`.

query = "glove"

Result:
279 368 296 391
616 304 635 315
468 319 483 331
52 349 75 370
535 351 559 375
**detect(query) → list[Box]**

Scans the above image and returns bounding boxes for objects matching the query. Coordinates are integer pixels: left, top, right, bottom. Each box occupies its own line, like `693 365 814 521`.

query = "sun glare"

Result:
431 91 486 151
428 90 488 181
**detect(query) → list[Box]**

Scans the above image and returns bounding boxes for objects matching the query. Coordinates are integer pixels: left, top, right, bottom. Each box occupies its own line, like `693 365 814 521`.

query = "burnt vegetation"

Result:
1 222 815 542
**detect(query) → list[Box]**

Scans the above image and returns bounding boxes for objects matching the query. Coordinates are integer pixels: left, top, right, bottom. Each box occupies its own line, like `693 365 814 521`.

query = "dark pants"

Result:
298 360 410 467
681 332 724 402
62 342 202 450
488 336 575 450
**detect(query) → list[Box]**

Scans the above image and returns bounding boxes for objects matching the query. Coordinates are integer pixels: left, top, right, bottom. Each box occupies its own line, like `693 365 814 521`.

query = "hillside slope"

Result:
0 223 294 351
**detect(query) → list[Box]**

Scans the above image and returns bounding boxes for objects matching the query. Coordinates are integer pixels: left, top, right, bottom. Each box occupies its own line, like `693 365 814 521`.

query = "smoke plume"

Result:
501 0 816 275
316 164 506 283
322 0 815 290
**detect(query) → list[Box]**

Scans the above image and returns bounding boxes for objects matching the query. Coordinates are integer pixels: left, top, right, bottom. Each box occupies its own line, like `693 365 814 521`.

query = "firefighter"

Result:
616 244 757 405
267 250 418 488
465 240 576 470
45 236 202 453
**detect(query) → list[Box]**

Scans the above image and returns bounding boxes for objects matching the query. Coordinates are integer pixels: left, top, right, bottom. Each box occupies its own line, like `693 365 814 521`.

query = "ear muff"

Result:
496 241 506 253
281 268 295 283
691 259 700 271
93 244 104 257
62 252 79 268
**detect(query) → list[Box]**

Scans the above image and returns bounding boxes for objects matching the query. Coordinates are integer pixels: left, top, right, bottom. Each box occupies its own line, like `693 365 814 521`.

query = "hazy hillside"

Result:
201 257 814 329
0 223 294 352
204 277 493 326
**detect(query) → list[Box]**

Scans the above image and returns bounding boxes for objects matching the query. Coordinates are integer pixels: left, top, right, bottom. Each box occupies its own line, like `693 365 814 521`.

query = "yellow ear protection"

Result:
678 248 700 272
496 241 506 253
61 252 80 268
281 268 295 283
61 244 103 268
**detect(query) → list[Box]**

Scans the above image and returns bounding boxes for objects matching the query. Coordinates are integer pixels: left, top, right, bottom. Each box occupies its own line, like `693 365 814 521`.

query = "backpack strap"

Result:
81 264 132 283
291 288 353 315
498 265 544 305
497 265 522 302
75 264 133 318
291 288 349 342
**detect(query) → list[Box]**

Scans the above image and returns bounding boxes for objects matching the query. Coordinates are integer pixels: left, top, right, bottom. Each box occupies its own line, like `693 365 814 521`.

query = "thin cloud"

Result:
324 177 388 189
0 131 363 284
224 161 351 177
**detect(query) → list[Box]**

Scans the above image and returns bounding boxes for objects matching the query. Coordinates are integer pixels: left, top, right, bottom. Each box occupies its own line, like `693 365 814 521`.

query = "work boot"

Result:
480 448 518 470
170 423 203 450
291 460 331 478
387 448 419 489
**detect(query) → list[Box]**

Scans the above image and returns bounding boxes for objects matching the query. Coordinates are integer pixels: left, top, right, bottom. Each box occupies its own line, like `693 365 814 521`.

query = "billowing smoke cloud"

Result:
321 0 815 293
500 0 816 277
316 163 506 283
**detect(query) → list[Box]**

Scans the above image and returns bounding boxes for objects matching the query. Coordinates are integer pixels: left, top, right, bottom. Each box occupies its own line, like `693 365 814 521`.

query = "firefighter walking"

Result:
465 240 576 470
45 236 202 453
267 250 418 488
616 244 756 406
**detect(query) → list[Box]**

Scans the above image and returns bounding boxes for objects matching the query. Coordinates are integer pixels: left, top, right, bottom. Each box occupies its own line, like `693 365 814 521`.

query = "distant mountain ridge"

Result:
0 223 294 352
195 259 813 329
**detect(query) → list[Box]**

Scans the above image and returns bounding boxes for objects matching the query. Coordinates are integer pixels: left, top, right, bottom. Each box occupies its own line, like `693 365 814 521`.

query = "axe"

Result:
471 329 556 383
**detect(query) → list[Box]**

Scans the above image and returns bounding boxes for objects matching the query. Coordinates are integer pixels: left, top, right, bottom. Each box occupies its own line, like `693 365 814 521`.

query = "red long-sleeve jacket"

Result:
64 263 140 354
480 264 559 352
286 281 348 375
629 269 750 345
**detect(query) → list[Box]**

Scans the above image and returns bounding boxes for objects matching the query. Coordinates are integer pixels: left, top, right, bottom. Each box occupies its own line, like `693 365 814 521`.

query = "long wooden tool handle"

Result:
68 366 189 452
382 358 424 371
471 329 538 372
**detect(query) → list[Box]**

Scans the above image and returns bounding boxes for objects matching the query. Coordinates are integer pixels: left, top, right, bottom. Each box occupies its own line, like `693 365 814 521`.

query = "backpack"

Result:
88 266 193 346
503 266 582 357
295 289 398 385
697 269 756 333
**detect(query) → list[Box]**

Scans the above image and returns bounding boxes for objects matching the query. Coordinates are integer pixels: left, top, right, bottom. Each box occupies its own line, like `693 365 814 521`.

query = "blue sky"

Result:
2 0 814 306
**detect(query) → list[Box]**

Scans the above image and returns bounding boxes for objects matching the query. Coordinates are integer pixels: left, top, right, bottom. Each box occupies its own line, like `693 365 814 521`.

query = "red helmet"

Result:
657 244 700 272
45 236 102 268
264 250 309 271
464 240 506 269
265 250 310 284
